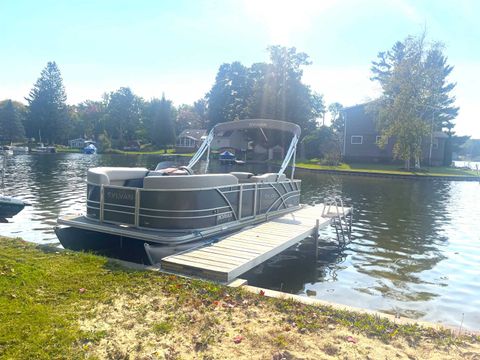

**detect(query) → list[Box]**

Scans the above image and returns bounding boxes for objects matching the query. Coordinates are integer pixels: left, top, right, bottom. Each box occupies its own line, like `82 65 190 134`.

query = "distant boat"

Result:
11 146 29 155
1 155 28 219
83 144 97 154
31 143 56 154
219 150 236 165
0 146 13 156
0 195 26 218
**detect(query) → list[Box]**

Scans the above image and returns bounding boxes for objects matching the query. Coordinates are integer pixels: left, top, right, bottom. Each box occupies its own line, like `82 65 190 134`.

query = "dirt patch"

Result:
80 292 480 359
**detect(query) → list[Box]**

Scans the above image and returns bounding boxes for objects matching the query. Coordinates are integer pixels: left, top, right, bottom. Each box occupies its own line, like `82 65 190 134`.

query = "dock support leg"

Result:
314 219 319 260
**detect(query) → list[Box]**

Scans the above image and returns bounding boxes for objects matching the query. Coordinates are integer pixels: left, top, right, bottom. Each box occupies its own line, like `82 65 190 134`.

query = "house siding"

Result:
343 103 447 165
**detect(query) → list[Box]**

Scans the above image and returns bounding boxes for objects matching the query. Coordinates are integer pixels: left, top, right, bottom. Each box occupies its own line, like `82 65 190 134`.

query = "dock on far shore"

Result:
161 203 352 283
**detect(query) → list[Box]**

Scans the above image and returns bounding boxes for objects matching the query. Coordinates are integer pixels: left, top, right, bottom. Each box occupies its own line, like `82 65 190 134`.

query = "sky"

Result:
0 0 479 137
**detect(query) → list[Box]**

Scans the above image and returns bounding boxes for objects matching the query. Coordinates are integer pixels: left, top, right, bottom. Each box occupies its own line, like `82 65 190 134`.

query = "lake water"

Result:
1 153 479 330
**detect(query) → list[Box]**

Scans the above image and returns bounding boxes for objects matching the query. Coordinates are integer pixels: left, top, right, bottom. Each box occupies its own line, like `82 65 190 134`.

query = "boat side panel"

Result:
85 180 301 230
139 189 237 229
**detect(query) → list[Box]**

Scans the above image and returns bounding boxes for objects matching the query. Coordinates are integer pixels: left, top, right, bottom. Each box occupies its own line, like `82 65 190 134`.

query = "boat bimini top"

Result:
187 119 301 179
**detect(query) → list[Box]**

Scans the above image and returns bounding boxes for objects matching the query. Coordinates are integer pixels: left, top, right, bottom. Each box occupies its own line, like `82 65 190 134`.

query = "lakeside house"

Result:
211 127 285 160
68 138 96 149
175 129 207 153
343 103 448 165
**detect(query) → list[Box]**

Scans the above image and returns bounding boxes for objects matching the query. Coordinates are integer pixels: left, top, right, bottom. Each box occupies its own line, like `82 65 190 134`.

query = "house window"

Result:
351 136 363 145
376 136 388 145
433 139 439 149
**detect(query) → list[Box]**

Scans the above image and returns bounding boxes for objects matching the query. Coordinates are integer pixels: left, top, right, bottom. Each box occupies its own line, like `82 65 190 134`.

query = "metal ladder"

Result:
321 196 353 245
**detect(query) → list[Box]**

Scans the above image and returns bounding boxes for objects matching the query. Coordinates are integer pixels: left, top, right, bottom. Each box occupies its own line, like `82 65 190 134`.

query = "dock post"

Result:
314 219 319 259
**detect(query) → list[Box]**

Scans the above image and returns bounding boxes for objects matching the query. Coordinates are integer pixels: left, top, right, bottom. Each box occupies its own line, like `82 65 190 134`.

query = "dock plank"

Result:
161 204 351 282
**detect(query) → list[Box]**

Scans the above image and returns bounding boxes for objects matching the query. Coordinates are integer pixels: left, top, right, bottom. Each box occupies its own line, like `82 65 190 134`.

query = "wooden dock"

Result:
161 204 351 282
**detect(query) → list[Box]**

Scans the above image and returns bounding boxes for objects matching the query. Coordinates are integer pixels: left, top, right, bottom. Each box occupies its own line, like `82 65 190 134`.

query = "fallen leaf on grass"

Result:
233 335 244 344
346 336 357 344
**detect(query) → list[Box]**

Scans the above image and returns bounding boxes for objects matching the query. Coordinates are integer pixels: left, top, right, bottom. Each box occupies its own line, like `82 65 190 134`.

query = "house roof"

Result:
178 129 207 141
434 131 448 139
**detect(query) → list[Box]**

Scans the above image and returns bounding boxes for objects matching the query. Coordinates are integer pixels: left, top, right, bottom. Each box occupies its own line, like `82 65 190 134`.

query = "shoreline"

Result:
1 237 478 359
293 165 480 181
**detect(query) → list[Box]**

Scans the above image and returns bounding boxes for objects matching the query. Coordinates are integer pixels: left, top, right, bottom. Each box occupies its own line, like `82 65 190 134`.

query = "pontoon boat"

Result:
55 119 302 263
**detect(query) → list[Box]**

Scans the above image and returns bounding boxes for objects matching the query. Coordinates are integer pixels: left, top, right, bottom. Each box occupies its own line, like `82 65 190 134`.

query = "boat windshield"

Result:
186 119 301 179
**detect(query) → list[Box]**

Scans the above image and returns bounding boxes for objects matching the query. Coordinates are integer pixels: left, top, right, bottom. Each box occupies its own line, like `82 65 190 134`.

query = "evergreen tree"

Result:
0 100 25 142
25 62 70 144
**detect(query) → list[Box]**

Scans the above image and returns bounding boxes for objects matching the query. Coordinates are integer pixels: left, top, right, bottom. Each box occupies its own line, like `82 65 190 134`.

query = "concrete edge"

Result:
293 166 480 182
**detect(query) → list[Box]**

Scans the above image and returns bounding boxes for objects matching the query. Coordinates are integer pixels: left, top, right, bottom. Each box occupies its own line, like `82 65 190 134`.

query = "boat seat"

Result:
87 167 149 186
230 172 254 180
144 174 238 190
249 173 287 183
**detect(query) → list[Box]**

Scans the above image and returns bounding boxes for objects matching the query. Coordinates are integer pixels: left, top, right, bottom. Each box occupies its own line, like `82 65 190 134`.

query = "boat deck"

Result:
161 204 352 283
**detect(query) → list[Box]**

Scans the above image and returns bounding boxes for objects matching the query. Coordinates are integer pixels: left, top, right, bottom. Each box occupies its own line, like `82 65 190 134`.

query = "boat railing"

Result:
87 179 302 230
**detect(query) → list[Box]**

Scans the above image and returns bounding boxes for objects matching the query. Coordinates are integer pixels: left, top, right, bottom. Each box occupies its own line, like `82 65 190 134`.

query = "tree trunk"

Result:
414 155 421 169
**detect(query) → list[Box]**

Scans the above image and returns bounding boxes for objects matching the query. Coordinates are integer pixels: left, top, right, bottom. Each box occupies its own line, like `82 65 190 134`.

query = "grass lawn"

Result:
55 147 82 153
0 237 478 359
105 148 194 156
296 161 479 177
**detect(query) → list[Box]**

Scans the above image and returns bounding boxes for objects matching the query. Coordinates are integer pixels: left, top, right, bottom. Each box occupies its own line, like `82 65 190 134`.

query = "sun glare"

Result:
243 0 336 44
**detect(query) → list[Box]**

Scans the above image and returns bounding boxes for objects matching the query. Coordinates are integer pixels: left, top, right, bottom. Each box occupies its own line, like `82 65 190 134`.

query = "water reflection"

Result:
0 154 479 330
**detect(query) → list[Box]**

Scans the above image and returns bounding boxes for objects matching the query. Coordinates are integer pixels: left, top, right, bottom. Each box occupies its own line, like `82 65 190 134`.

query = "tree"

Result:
204 46 324 138
248 46 319 135
193 99 208 128
72 100 106 139
329 102 344 135
25 61 70 144
104 87 143 145
370 34 458 169
176 104 203 134
144 95 176 151
206 61 252 128
302 126 341 164
0 100 25 142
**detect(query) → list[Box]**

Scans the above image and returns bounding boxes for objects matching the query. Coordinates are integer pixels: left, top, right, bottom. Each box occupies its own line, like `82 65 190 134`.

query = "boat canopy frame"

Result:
186 119 301 179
